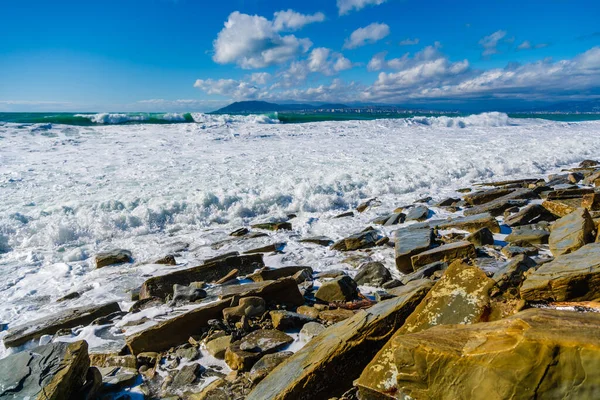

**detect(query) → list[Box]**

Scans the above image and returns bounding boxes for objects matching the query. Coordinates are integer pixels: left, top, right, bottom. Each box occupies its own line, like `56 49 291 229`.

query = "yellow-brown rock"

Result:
245 279 433 400
356 308 600 400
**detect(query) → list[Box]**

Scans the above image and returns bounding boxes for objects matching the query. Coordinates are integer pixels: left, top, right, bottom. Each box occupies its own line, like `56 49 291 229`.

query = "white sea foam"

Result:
1 113 600 359
75 113 149 124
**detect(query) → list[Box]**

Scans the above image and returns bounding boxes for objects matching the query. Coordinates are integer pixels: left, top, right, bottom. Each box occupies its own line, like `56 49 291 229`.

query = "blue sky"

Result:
1 0 599 111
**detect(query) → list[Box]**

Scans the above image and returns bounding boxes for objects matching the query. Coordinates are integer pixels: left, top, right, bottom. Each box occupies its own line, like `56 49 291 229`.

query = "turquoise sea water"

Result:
1 111 599 125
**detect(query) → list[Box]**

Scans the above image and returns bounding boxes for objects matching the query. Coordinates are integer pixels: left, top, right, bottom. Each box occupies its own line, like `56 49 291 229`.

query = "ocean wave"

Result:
409 112 511 128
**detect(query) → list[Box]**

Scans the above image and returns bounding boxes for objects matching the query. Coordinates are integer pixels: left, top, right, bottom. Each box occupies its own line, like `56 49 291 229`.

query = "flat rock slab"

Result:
210 278 305 306
331 230 379 251
505 228 550 245
394 228 434 274
408 213 500 234
405 205 429 222
126 299 230 354
520 243 600 302
549 207 595 256
0 340 89 400
225 329 293 371
246 266 313 282
463 187 515 205
411 241 476 270
139 254 264 300
542 198 583 217
245 279 433 400
4 302 121 348
356 308 600 400
464 188 537 217
505 204 556 227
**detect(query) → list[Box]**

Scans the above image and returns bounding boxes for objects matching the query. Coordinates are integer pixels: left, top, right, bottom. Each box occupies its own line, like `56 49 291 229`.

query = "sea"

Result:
1 111 600 359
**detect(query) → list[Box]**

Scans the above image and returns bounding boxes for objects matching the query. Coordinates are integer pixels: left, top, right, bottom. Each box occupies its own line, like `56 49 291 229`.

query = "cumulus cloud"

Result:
275 48 353 88
399 38 420 46
343 23 390 49
273 10 325 31
250 72 271 85
193 79 261 99
337 0 387 15
212 10 325 69
479 30 507 56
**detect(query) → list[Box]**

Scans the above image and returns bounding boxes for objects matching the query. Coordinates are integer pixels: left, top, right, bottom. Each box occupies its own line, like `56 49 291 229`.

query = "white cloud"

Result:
273 10 325 31
363 46 600 102
193 78 261 99
250 72 271 85
517 40 549 51
212 10 324 69
399 38 420 46
337 0 387 15
343 22 390 49
479 30 507 56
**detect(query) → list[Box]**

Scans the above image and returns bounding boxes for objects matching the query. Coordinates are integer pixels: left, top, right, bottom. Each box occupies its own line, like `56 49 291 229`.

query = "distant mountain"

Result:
212 101 349 114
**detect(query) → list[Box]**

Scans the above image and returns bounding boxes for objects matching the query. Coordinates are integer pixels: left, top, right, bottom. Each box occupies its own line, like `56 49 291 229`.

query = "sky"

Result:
0 0 599 112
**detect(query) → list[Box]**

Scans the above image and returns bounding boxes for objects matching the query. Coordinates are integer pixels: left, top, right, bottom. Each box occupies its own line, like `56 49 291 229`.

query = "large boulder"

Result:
356 309 600 400
520 243 600 302
245 279 433 400
548 208 595 256
0 341 90 399
4 302 121 348
542 198 583 217
139 254 264 300
394 228 434 273
356 261 500 397
464 188 537 216
410 241 476 270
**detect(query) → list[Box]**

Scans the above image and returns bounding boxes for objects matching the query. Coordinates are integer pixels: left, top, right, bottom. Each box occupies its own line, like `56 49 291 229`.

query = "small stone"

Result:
501 245 539 258
334 211 354 219
230 227 249 237
56 291 81 302
171 363 201 389
270 310 315 330
300 236 333 246
154 254 177 265
296 306 320 319
382 279 403 289
330 230 379 251
315 276 359 303
356 198 379 213
223 297 266 321
251 222 292 231
206 335 232 359
95 249 132 268
299 322 326 342
175 346 199 361
171 282 207 304
354 262 392 287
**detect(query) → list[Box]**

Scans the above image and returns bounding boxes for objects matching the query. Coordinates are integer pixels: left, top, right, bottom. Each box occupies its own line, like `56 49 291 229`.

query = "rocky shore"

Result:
2 160 600 399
